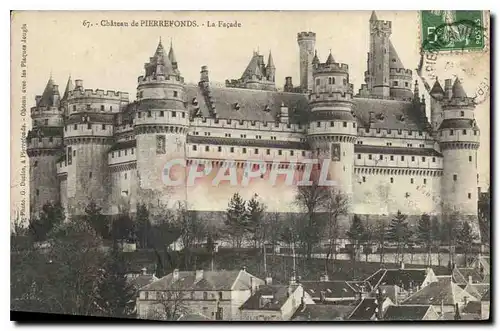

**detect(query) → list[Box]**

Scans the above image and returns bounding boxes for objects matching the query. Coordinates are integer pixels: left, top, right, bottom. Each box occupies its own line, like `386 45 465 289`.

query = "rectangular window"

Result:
72 105 76 112
138 112 141 118
423 178 427 185
410 178 414 184
230 147 234 153
460 111 465 117
474 130 478 136
87 123 91 129
419 131 423 136
278 150 282 155
203 292 208 300
368 154 372 160
73 150 76 156
110 106 113 111
317 122 321 128
131 149 134 155
266 149 270 155
390 177 394 184
462 129 467 135
147 111 152 117
422 157 426 162
432 157 436 162
242 148 247 154
411 156 415 161
67 146 72 165
353 122 356 128
74 124 77 130
101 124 105 130
450 130 454 135
330 121 334 127
362 176 366 183
193 145 197 151
343 122 347 127
254 148 259 154
453 174 457 181
89 172 92 179
357 154 361 159
118 151 121 157
468 193 472 199
302 151 306 157
379 155 383 160
401 156 405 161
316 78 320 86
182 112 185 118
205 146 209 152
173 91 178 97
390 155 394 161
393 81 398 87
290 150 294 156
156 135 166 154
160 111 164 117
469 155 472 162
218 146 222 152
125 173 127 180
172 111 176 117
100 105 104 111
125 150 127 156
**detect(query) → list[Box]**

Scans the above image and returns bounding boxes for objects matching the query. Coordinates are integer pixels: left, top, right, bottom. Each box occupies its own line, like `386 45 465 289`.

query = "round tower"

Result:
134 39 188 211
27 77 64 218
297 32 316 93
306 52 357 202
438 78 480 238
64 79 129 215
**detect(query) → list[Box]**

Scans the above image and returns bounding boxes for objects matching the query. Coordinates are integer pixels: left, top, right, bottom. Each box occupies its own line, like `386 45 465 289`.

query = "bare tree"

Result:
174 201 206 268
294 182 330 259
323 189 349 273
146 285 192 321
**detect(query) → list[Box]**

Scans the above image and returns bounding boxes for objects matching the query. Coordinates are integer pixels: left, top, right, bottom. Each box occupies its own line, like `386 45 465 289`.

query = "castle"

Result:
27 12 481 228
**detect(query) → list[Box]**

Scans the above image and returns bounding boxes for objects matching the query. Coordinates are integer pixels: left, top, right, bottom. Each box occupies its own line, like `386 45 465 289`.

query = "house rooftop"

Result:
383 304 433 321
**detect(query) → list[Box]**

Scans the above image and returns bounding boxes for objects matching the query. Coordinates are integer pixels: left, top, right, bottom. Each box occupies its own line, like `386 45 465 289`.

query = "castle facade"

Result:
27 12 480 225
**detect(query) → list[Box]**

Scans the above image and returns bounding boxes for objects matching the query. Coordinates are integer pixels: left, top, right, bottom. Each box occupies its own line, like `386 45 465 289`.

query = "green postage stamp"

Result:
420 10 486 52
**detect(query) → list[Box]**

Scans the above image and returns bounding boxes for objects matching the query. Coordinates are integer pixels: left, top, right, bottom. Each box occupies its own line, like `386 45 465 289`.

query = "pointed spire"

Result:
266 51 275 68
38 75 57 107
155 37 165 57
325 50 335 65
370 10 379 22
168 40 177 65
413 80 420 101
452 78 468 98
312 50 320 65
62 75 74 101
430 77 445 96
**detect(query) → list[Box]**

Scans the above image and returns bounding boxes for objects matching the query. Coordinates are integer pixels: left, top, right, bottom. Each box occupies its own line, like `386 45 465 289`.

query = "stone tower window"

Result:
317 122 321 128
172 111 176 117
100 105 105 111
379 155 383 160
362 177 366 183
156 135 166 154
343 122 347 127
205 146 209 152
72 105 76 112
330 121 334 127
401 156 405 161
147 111 152 117
357 154 361 159
230 147 234 153
390 177 394 183
353 123 356 128
422 157 426 162
368 154 372 160
290 150 294 156
110 106 113 111
462 129 467 135
192 145 197 151
316 79 320 86
410 178 414 184
218 146 222 152
125 173 127 180
160 111 164 117
255 148 259 154
405 82 409 87
74 124 77 130
469 156 473 162
174 91 178 97
460 111 464 117
102 124 106 130
468 193 472 199
411 156 415 162
302 151 306 157
33 161 38 167
432 157 436 162
278 150 282 155
390 155 394 161
266 149 270 155
450 130 454 135
423 178 427 185
453 174 457 181
393 81 398 87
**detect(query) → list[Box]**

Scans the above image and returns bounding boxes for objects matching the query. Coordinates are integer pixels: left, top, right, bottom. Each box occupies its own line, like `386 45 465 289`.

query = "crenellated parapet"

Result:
314 62 349 75
68 88 129 101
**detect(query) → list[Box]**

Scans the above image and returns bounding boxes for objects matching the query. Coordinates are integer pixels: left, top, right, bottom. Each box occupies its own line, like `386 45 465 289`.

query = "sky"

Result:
10 11 490 220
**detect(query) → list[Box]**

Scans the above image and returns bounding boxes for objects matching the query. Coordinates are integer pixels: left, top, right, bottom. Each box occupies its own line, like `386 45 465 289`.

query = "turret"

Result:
307 51 356 209
27 76 64 218
366 11 392 98
437 78 481 239
266 51 275 82
297 31 316 93
225 50 276 91
429 78 445 133
132 39 188 213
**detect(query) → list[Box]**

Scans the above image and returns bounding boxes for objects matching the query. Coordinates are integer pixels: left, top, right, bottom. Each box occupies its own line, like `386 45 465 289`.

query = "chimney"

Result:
400 261 405 270
35 95 42 105
468 275 473 284
200 65 209 84
75 79 83 89
141 267 147 275
195 269 204 282
444 79 452 99
265 276 273 285
173 268 179 281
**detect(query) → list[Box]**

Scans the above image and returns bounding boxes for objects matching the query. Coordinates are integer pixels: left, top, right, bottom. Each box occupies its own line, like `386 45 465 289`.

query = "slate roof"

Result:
430 80 445 95
62 76 74 101
347 298 378 320
389 40 405 71
365 268 430 290
27 126 64 139
239 284 295 311
128 274 158 290
292 304 355 321
187 135 308 150
301 281 358 300
352 98 427 130
462 301 482 314
38 77 59 107
463 283 490 300
383 305 431 321
141 269 259 292
452 268 483 285
481 288 490 301
183 85 428 131
452 78 468 98
402 276 478 306
355 145 442 157
109 139 136 151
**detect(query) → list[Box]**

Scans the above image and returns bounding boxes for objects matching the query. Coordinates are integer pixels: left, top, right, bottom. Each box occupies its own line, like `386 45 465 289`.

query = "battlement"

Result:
297 31 316 41
188 116 306 133
68 88 129 101
442 97 475 109
27 135 63 151
137 74 185 85
314 62 349 74
390 68 412 76
309 91 354 103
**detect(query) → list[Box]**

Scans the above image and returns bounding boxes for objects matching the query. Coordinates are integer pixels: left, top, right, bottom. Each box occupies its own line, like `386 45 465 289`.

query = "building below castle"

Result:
27 12 481 230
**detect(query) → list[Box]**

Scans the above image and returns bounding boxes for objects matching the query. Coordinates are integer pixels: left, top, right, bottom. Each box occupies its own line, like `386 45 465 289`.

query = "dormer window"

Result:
264 105 270 112
192 97 198 105
234 103 240 110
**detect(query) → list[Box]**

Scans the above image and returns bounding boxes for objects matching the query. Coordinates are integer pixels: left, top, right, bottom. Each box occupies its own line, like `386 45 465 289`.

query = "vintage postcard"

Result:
11 11 490 322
